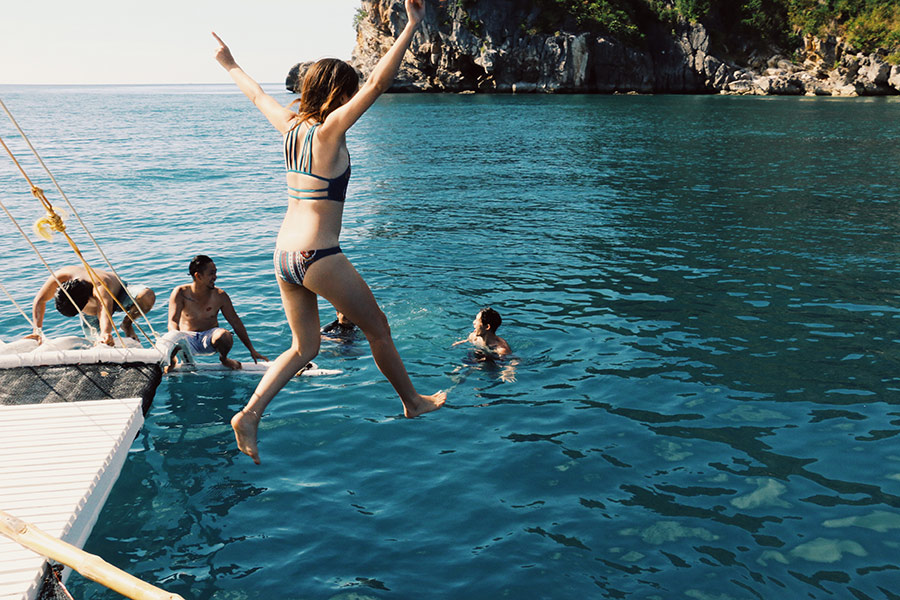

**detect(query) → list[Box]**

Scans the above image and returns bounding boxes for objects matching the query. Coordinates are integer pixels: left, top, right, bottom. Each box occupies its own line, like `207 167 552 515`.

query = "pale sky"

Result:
1 0 361 84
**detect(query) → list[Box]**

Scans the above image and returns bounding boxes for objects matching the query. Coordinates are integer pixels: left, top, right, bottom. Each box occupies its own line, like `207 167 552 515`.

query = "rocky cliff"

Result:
343 0 900 95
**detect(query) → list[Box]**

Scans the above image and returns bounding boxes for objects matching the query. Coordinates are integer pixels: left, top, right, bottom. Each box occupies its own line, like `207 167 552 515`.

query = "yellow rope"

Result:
0 199 99 338
0 134 67 241
0 143 126 344
0 98 161 343
0 142 149 347
0 104 170 447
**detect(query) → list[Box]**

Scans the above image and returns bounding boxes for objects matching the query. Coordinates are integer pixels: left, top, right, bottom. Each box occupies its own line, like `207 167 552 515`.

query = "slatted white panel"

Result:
0 398 143 600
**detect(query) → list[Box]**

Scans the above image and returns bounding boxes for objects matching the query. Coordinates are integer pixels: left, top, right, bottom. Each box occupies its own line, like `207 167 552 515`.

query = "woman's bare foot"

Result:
404 391 447 418
231 408 261 464
221 356 242 370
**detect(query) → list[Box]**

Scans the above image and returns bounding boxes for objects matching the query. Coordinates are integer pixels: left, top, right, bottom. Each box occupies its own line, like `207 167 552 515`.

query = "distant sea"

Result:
1 84 900 599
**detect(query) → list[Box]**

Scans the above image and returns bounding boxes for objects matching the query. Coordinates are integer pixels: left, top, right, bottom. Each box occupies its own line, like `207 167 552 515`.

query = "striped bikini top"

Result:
283 122 351 202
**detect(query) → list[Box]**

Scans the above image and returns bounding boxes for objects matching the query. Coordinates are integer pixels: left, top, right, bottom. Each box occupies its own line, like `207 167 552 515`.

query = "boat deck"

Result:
0 397 144 600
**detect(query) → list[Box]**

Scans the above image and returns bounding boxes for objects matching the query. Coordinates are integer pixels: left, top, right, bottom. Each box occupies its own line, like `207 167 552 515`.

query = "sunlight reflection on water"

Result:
1 87 900 598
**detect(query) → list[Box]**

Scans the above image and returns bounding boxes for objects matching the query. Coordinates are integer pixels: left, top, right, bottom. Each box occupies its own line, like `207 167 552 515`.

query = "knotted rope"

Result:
0 98 159 345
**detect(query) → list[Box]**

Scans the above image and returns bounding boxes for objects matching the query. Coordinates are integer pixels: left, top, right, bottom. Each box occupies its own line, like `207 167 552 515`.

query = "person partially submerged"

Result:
30 265 155 345
167 254 268 370
453 307 512 357
320 309 358 341
453 307 516 383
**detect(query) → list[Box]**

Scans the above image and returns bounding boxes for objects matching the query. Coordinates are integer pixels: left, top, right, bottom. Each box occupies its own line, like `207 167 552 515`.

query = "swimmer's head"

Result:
54 278 93 317
477 307 502 332
293 58 359 124
336 310 354 326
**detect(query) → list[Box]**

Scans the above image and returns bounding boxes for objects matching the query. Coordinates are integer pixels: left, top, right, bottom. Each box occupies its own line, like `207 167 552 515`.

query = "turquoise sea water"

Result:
2 85 900 599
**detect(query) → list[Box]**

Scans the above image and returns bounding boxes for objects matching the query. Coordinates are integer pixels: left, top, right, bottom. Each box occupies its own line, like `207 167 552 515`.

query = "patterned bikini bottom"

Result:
273 246 342 286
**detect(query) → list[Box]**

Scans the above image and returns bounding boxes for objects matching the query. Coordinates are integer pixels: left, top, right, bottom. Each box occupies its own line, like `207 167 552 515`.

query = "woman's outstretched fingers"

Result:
212 32 236 69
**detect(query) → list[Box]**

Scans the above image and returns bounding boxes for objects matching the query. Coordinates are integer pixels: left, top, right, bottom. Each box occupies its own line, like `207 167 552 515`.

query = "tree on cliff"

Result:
533 0 898 59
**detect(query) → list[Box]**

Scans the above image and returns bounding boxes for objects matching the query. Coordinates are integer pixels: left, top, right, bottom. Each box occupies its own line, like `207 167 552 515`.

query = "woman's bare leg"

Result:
303 253 446 417
231 279 320 464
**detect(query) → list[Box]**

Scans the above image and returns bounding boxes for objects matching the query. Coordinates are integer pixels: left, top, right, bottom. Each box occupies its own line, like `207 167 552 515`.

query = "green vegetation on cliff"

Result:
789 0 900 53
529 0 900 56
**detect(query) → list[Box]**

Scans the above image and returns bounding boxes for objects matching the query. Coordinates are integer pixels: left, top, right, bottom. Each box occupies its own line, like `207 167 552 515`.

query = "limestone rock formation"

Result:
719 36 900 96
350 0 721 93
285 61 314 94
290 0 900 96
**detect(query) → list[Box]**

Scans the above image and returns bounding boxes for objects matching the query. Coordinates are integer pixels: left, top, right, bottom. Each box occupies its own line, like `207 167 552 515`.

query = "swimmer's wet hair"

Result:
54 279 93 317
479 306 502 331
189 255 213 277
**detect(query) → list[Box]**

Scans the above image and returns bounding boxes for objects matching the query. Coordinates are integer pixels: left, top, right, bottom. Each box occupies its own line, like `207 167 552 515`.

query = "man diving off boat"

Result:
29 265 156 345
167 255 268 370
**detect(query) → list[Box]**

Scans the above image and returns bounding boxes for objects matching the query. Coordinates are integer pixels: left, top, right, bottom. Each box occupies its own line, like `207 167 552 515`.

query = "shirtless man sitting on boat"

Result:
167 255 268 370
30 265 156 346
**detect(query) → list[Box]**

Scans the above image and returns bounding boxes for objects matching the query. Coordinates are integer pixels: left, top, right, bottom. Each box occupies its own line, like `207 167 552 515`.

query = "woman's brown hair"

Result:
290 58 359 127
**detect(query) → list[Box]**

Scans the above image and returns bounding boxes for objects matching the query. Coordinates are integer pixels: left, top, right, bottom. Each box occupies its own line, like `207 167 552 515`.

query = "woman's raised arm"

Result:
319 0 425 140
213 32 296 134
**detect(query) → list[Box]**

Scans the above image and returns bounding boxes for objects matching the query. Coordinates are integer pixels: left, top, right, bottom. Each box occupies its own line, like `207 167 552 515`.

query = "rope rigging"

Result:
0 99 169 445
0 98 160 347
0 279 35 330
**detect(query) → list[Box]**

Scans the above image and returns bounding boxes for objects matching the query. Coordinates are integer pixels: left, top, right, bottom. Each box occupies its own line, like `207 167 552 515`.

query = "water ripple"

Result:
2 87 900 599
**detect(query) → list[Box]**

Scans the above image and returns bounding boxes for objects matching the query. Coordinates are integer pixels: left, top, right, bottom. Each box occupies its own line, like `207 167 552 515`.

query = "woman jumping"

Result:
214 0 445 465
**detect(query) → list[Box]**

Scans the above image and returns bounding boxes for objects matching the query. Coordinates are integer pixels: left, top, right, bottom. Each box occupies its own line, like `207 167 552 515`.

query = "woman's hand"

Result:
405 0 425 28
212 31 237 70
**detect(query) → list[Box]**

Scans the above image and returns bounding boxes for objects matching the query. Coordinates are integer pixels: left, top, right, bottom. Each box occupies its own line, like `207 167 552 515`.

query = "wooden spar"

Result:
0 510 185 600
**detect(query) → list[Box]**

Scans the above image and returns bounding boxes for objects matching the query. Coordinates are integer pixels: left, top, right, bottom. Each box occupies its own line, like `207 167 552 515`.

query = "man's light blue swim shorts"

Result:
183 328 222 355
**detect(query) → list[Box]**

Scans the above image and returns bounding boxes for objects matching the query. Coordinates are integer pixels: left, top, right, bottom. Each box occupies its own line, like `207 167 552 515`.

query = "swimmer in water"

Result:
452 307 516 383
320 309 358 342
453 307 512 357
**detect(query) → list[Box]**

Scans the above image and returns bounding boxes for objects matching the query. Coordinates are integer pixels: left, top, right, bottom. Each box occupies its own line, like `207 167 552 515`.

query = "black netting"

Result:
0 363 162 415
37 564 74 600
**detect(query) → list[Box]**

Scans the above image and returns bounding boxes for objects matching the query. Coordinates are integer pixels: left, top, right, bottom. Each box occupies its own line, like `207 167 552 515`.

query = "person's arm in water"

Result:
219 291 269 363
453 331 477 346
212 32 296 134
451 331 478 347
318 0 425 141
